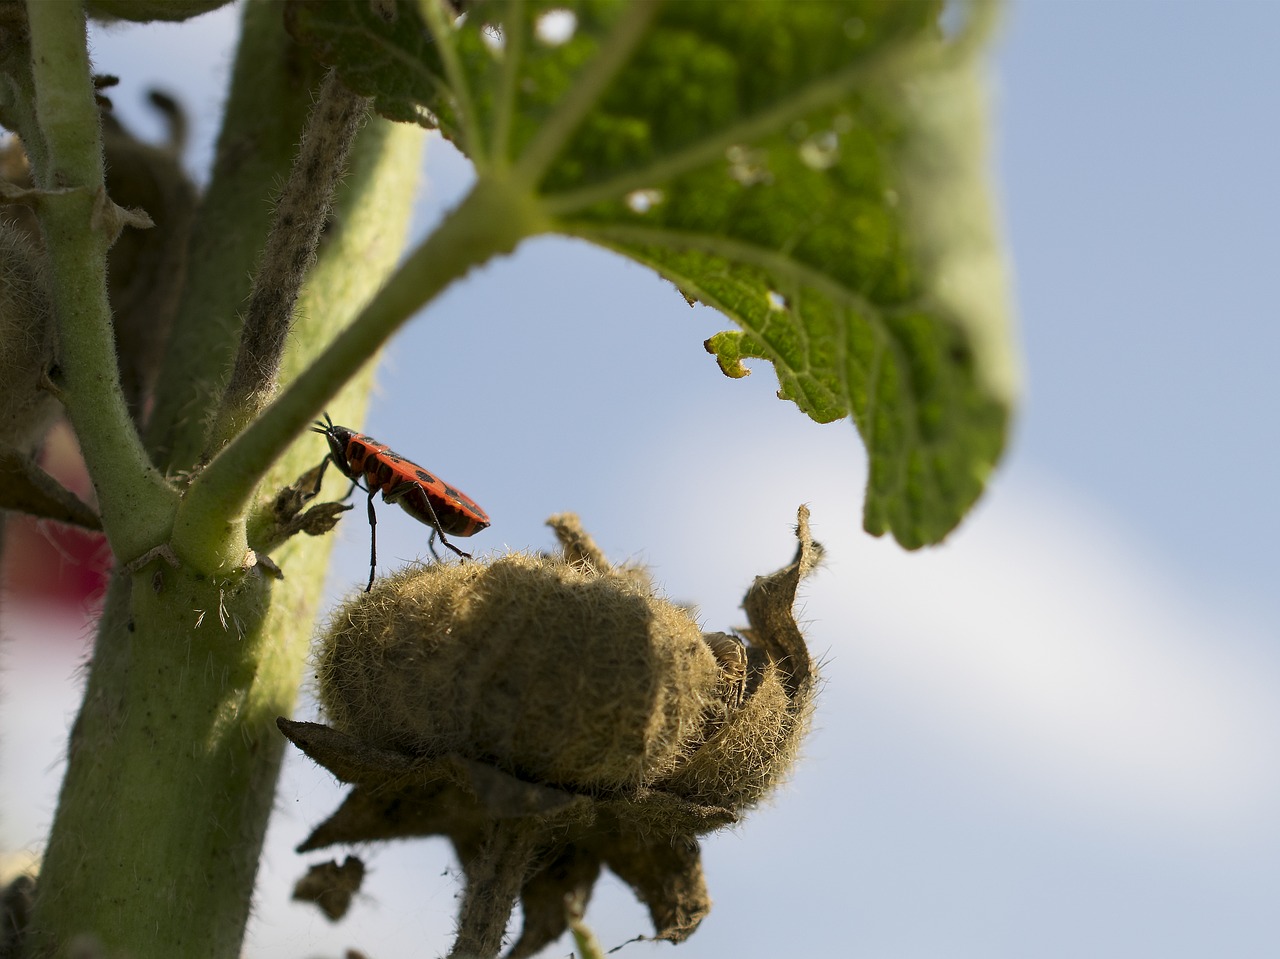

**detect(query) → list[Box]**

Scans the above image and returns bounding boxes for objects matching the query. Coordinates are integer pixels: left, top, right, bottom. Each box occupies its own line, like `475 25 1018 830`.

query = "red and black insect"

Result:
312 413 490 591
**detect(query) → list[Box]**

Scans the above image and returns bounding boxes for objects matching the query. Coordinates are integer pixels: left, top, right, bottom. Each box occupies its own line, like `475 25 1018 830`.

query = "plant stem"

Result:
449 821 541 959
25 0 177 561
144 0 328 475
26 41 425 959
209 71 370 451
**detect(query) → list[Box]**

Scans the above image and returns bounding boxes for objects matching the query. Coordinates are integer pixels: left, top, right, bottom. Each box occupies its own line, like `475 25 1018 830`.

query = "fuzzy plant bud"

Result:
318 550 724 792
282 509 823 958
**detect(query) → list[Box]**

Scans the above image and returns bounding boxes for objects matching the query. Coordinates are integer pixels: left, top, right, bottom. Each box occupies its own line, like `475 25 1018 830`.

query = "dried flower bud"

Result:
318 552 724 792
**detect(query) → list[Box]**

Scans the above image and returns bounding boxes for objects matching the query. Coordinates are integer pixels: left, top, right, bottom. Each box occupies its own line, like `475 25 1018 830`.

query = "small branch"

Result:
208 71 370 450
25 0 177 562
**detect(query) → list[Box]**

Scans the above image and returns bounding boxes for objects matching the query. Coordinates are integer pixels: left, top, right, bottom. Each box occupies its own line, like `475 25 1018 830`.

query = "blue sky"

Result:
3 3 1278 958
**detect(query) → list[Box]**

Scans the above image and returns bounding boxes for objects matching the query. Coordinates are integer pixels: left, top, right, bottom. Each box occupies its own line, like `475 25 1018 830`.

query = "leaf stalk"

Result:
25 0 178 562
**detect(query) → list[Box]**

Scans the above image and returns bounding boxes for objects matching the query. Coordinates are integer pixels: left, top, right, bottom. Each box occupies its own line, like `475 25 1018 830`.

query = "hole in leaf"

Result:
766 290 788 311
625 189 664 214
535 9 577 45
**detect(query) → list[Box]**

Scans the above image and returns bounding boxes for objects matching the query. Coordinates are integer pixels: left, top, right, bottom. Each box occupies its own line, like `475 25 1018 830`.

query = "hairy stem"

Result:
209 71 370 451
174 173 548 572
25 8 425 956
25 0 177 561
450 821 541 959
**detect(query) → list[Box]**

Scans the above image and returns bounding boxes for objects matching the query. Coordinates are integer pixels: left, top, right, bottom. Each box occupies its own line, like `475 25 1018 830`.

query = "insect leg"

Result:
310 456 360 503
365 484 378 592
432 529 469 561
310 455 333 498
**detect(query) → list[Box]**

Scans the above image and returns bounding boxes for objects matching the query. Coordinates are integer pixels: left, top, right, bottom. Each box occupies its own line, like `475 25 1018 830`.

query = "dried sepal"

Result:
599 829 709 944
544 512 610 571
292 856 365 921
0 444 101 529
545 511 653 591
506 845 600 959
276 718 583 852
272 461 328 521
282 498 354 539
257 460 354 554
1 872 36 959
663 505 822 810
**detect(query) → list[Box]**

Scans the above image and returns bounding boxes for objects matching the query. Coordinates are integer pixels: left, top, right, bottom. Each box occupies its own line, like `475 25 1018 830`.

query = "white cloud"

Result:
618 415 1280 839
769 464 1280 836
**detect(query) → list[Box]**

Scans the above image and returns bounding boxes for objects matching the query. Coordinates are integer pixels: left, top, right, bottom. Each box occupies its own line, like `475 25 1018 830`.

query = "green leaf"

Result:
287 0 1017 548
285 0 456 130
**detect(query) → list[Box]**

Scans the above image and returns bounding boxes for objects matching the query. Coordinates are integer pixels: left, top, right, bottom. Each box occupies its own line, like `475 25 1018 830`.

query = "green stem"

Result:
144 0 328 475
26 10 425 951
173 174 548 572
26 0 177 561
27 117 426 959
25 0 101 189
208 71 371 451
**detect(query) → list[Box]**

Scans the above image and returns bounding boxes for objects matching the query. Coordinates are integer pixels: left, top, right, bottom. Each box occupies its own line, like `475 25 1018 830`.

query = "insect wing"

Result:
385 463 489 537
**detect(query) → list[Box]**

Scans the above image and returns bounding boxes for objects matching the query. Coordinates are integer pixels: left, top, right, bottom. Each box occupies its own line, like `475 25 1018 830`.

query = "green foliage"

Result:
288 0 1016 546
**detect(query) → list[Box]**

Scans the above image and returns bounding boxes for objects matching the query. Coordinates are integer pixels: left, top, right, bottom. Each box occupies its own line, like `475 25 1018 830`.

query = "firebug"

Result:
312 413 490 591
